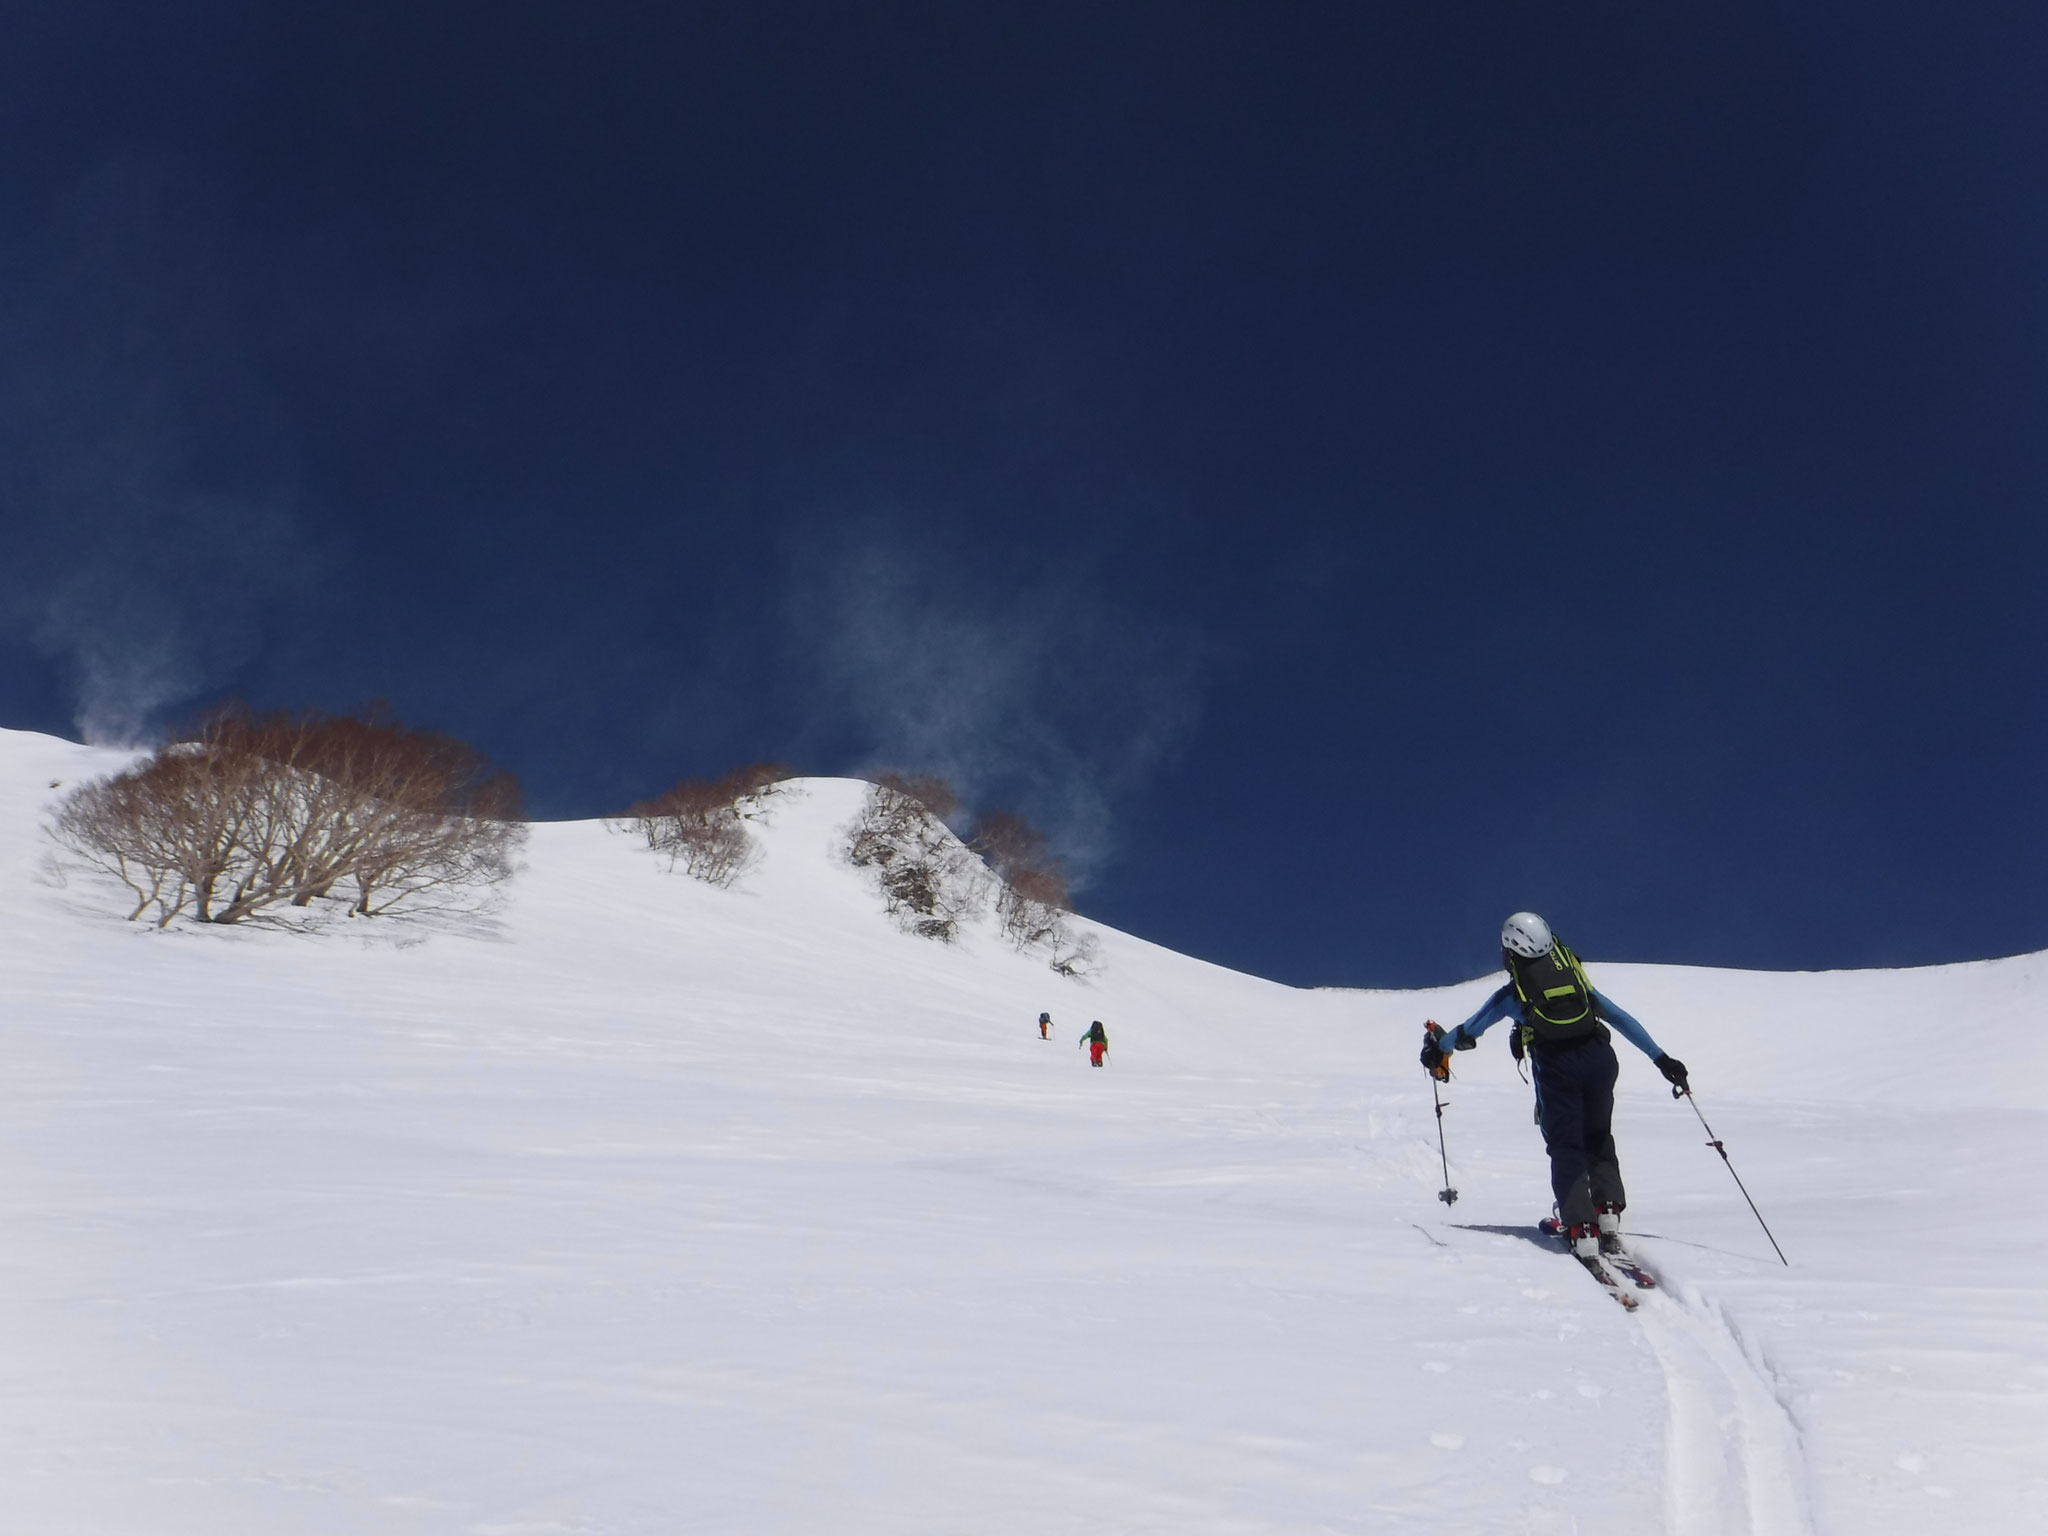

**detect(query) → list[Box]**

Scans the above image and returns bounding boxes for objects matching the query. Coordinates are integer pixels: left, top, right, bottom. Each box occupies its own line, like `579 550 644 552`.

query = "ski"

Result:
1603 1252 1659 1291
1572 1252 1639 1309
1537 1216 1659 1289
1538 1217 1648 1305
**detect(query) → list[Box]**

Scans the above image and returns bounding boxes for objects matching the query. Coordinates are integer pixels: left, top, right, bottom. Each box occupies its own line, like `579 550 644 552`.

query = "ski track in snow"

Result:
1636 1278 1813 1536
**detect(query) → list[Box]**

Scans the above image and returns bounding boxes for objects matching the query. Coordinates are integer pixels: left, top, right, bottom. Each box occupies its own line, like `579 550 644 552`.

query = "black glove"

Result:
1656 1054 1689 1093
1420 1022 1452 1080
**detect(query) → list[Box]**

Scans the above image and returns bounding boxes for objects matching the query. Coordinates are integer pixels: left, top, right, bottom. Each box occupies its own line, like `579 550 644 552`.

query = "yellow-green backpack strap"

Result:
1561 941 1592 994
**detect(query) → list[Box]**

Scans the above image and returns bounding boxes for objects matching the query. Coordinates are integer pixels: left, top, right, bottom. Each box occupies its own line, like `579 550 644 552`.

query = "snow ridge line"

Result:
1636 1280 1814 1536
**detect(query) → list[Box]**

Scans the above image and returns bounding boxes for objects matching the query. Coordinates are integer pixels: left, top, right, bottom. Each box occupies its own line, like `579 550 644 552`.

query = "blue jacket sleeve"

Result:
1592 989 1665 1061
1440 984 1520 1051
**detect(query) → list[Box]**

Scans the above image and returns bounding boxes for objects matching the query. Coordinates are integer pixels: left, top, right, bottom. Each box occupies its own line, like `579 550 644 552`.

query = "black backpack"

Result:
1505 939 1601 1045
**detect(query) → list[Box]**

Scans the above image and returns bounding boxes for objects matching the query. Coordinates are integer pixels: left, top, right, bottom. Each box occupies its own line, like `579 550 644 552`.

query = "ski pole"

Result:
1676 1086 1786 1266
1431 1074 1457 1206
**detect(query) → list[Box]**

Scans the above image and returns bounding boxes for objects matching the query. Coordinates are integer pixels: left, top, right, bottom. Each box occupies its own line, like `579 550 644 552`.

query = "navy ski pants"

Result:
1531 1033 1626 1227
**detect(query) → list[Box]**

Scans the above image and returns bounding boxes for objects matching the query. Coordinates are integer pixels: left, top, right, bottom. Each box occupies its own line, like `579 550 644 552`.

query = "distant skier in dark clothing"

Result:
1419 912 1688 1261
1039 1012 1052 1040
1079 1019 1108 1067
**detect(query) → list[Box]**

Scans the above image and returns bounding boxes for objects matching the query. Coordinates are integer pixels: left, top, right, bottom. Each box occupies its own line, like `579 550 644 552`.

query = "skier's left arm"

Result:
1593 989 1689 1090
1592 990 1662 1058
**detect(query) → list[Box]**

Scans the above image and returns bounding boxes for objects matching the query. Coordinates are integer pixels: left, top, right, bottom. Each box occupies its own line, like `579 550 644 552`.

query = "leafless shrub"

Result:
969 810 1052 884
624 762 791 887
967 807 1097 974
839 778 1099 965
49 708 526 927
1048 926 1101 978
972 811 1065 942
996 864 1069 949
844 773 988 941
879 773 960 823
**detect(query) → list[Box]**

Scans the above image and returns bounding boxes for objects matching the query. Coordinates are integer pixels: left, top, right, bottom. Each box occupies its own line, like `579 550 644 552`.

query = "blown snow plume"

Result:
790 531 1204 888
0 158 331 744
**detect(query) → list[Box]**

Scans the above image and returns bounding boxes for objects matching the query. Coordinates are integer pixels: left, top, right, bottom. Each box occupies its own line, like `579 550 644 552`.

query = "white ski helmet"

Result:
1501 911 1554 959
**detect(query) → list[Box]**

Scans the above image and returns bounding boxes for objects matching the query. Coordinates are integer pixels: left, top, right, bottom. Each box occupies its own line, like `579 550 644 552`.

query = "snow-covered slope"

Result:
1 725 2042 1535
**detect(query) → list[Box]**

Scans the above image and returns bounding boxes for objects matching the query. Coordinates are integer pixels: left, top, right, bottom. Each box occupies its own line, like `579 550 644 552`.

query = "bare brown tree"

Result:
624 762 792 886
52 755 208 925
287 714 525 915
50 708 527 926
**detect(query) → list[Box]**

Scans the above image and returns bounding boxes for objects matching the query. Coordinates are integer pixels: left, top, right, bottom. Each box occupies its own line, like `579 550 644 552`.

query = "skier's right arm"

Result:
1438 985 1518 1051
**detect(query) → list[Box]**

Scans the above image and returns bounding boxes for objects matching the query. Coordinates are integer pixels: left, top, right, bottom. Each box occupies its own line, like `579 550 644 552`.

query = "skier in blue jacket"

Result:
1420 912 1689 1260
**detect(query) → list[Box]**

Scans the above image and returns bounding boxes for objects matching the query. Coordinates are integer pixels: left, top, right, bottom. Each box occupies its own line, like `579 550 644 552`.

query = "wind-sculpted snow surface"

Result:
1 725 2043 1533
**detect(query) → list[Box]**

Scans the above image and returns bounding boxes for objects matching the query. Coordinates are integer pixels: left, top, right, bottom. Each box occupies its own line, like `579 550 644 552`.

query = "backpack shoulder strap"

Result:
1505 954 1532 1007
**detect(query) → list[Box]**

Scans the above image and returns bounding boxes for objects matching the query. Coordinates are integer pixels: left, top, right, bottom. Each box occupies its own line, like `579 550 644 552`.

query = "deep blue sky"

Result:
3 3 2045 987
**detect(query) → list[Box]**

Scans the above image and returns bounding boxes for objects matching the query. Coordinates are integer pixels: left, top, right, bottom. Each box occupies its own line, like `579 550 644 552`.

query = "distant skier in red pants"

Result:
1079 1019 1108 1067
1039 1012 1052 1039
